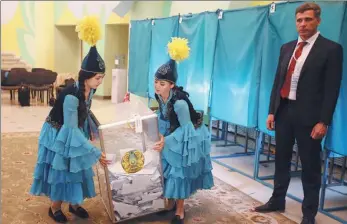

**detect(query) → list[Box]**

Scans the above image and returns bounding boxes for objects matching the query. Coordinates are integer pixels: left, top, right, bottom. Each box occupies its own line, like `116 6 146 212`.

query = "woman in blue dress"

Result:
153 38 214 224
30 16 109 223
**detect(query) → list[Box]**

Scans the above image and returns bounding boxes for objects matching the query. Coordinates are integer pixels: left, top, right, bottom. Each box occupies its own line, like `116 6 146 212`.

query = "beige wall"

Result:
54 25 81 76
35 2 55 70
104 24 129 97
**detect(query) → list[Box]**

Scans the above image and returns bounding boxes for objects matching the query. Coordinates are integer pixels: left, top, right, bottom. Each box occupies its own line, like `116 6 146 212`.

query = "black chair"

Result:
1 69 27 101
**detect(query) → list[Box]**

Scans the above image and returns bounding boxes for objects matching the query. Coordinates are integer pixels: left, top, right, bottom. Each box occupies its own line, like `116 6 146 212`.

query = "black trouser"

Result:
272 98 322 218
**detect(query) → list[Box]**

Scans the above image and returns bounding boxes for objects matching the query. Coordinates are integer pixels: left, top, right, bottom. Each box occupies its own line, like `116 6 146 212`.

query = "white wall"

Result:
170 1 250 15
1 1 19 25
130 1 165 20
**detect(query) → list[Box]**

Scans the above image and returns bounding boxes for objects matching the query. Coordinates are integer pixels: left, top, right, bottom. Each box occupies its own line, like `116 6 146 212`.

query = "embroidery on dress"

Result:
45 116 62 130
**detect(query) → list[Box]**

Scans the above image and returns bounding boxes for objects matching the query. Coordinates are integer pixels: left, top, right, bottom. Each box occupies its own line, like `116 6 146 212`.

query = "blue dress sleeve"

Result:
63 95 80 128
173 100 191 126
162 100 211 167
51 95 102 173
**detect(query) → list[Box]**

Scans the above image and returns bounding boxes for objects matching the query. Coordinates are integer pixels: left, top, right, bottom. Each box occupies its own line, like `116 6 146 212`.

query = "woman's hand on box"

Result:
153 134 165 152
99 152 111 167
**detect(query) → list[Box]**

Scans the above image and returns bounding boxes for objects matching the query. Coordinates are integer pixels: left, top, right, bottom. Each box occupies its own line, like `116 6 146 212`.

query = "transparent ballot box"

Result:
92 101 166 223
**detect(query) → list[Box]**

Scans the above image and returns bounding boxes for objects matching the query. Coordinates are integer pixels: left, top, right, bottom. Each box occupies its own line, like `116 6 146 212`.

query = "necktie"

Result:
280 42 307 98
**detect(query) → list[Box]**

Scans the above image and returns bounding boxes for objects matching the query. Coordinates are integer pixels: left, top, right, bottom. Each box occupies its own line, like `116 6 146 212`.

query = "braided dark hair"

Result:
155 85 203 133
77 70 97 127
171 85 202 128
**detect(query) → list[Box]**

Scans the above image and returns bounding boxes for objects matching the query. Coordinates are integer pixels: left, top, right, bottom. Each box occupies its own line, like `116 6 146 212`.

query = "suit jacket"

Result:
269 34 343 126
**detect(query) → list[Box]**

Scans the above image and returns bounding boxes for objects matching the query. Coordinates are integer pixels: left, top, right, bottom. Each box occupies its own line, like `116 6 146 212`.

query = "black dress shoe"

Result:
69 204 89 219
171 214 184 224
301 217 315 224
48 207 68 223
254 200 285 213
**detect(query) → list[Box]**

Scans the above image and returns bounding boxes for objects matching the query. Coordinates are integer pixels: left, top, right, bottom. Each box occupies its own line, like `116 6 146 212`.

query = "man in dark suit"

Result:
254 3 343 224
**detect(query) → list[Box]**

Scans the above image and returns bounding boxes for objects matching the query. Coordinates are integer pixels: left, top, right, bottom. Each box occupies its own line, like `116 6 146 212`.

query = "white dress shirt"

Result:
288 31 320 100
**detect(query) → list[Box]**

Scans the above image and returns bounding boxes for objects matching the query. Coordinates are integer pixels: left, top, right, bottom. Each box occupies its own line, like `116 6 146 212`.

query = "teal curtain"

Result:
325 3 347 156
128 20 152 97
209 7 267 127
177 12 218 113
148 16 179 99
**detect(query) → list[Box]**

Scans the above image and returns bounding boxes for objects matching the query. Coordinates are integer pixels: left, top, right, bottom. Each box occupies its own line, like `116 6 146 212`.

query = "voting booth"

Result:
92 101 166 223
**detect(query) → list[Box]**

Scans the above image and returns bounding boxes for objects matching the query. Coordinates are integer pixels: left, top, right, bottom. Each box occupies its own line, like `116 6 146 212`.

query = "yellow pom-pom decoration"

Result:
167 37 190 62
75 16 101 46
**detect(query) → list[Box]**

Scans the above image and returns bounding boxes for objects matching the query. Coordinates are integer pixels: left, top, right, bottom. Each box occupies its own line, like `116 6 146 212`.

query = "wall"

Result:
2 1 131 96
170 1 237 15
129 1 274 20
53 1 131 96
1 1 132 72
1 1 23 56
1 1 54 69
54 25 81 75
53 1 131 60
130 1 166 20
1 1 271 98
35 2 55 70
169 1 280 15
104 24 129 97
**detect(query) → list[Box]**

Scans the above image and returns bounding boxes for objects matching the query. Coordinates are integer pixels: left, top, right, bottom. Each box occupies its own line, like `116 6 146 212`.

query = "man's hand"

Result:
266 114 275 130
311 122 327 140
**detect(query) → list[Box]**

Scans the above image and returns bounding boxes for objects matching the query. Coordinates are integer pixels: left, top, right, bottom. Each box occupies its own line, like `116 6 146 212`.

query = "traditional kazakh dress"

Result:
156 89 214 199
30 83 100 205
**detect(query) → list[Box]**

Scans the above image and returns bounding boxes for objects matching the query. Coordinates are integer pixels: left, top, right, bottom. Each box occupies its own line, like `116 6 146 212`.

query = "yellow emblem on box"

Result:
121 150 145 173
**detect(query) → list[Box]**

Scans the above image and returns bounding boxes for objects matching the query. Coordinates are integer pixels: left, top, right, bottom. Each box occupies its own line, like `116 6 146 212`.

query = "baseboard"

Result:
93 95 111 100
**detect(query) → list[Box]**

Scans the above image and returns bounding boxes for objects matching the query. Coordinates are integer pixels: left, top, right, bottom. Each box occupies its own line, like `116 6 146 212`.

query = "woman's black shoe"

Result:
48 207 68 223
171 214 184 224
69 204 89 219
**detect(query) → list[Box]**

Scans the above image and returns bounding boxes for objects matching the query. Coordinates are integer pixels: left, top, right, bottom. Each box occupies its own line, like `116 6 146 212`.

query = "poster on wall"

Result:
92 101 166 223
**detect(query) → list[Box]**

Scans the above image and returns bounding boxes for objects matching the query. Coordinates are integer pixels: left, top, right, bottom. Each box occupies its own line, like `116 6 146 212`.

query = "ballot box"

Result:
92 101 166 223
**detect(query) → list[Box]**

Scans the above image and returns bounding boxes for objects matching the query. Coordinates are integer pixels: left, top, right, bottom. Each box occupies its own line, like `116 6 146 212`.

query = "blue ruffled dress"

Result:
30 89 101 205
158 91 214 199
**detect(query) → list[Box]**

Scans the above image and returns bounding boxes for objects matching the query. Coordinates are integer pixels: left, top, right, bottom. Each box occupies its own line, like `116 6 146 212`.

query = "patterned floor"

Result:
2 91 344 224
1 132 296 224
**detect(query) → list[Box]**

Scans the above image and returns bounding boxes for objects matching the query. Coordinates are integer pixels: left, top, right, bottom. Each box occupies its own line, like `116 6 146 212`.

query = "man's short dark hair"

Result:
296 2 321 19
